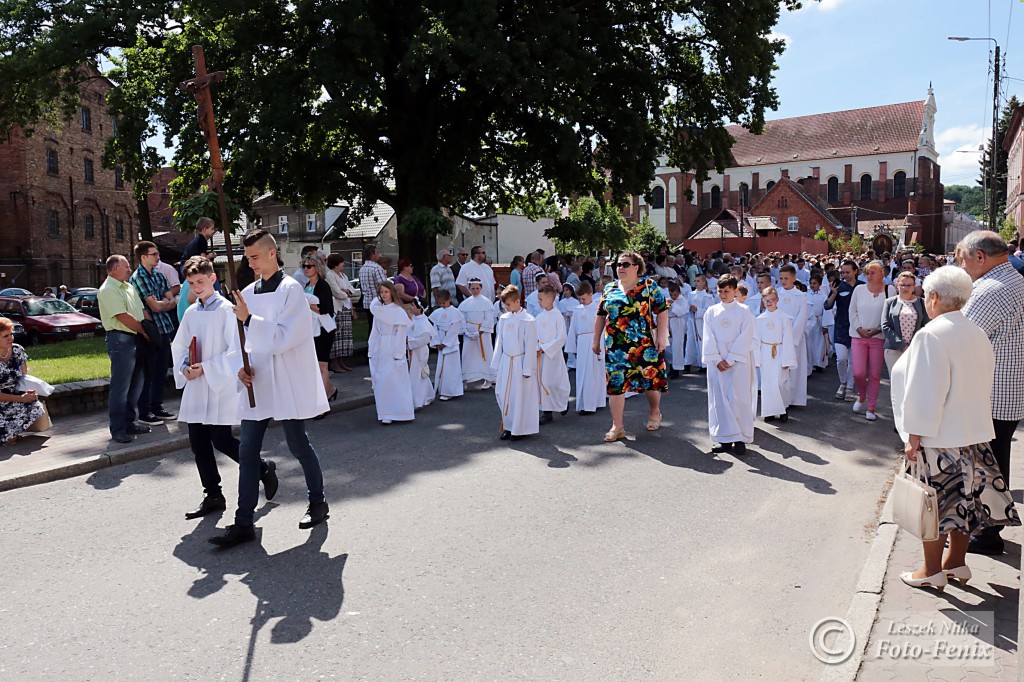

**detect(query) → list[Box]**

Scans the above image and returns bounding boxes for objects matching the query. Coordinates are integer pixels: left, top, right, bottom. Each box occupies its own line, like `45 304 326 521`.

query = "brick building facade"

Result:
0 70 137 292
628 88 946 253
1005 105 1023 238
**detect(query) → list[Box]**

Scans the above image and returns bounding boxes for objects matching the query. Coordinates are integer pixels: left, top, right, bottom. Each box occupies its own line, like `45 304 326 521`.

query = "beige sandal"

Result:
603 427 626 443
645 412 663 431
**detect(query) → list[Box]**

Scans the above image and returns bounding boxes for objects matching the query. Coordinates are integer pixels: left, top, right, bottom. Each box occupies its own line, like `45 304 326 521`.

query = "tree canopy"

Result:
0 0 801 265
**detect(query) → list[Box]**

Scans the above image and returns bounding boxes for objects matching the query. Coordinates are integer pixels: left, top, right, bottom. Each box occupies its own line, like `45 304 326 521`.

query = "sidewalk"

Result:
0 367 374 493
849 439 1024 681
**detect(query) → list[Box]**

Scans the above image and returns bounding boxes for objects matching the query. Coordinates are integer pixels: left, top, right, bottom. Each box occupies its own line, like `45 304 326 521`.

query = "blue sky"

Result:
768 0 1022 186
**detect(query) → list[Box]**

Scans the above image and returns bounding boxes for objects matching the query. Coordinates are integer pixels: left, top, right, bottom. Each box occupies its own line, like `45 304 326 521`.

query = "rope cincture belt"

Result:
468 321 487 359
500 351 525 430
761 340 780 359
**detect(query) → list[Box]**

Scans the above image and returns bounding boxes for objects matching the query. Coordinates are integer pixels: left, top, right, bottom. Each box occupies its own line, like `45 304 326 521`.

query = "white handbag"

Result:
891 456 939 541
17 374 55 398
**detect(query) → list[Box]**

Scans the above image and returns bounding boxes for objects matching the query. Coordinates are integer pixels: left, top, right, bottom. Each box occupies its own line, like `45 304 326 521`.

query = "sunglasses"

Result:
616 261 636 268
302 264 316 269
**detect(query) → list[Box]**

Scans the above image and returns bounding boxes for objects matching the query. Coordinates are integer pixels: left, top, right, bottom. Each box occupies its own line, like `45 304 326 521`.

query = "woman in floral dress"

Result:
593 251 669 442
0 318 45 444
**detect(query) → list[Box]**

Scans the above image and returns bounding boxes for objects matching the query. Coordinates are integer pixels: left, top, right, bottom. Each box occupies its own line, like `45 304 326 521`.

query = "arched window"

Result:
710 185 721 209
650 185 665 209
827 177 839 204
860 174 873 200
739 183 749 207
893 171 906 198
765 180 776 191
49 261 62 286
47 210 60 236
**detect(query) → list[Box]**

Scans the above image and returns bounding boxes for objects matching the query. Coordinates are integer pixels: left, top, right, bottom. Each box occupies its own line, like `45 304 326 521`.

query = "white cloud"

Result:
769 31 791 48
798 0 846 12
935 123 988 183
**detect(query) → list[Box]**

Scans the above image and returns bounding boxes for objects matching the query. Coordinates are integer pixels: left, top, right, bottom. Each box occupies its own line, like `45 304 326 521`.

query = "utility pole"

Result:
989 45 1001 231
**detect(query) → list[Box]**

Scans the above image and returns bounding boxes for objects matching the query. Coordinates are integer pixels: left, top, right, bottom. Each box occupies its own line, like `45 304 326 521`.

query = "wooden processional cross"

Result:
179 44 255 407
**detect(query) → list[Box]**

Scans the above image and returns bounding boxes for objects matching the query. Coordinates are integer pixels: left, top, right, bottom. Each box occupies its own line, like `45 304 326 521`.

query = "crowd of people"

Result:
19 215 1009 576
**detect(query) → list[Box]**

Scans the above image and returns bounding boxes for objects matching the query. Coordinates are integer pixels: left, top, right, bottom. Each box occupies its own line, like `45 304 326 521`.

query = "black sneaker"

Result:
128 423 152 434
733 442 747 456
152 409 176 420
138 413 162 424
299 501 329 529
711 442 733 453
208 524 256 548
111 432 134 444
539 411 553 425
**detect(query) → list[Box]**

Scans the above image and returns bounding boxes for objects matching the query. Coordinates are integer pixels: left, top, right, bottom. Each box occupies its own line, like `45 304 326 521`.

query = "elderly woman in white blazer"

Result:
891 266 1020 592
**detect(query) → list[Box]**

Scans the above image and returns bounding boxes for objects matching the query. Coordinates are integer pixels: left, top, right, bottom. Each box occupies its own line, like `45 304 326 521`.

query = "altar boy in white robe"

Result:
408 301 435 409
369 282 415 424
666 281 689 378
564 282 606 414
428 288 464 401
173 256 278 521
491 285 539 440
535 285 570 424
702 275 756 456
752 286 797 423
805 275 829 374
458 278 496 388
775 265 809 407
211 230 329 548
685 274 715 371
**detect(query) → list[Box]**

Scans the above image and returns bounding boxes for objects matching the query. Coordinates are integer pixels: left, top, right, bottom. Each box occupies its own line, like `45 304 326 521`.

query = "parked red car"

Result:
0 296 103 344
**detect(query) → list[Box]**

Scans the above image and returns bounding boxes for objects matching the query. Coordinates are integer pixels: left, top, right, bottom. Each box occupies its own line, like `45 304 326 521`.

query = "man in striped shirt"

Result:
959 231 1024 555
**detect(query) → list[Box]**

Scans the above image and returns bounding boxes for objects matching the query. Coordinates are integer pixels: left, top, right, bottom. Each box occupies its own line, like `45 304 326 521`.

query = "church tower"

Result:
919 84 937 155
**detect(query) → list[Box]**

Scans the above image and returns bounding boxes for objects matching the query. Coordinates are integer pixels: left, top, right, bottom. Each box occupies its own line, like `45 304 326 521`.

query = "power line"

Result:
1006 0 1014 59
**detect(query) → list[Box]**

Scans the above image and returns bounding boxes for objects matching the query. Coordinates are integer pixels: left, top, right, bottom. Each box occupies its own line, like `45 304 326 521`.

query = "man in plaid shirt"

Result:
520 251 544 300
960 231 1024 555
358 244 388 332
130 241 178 424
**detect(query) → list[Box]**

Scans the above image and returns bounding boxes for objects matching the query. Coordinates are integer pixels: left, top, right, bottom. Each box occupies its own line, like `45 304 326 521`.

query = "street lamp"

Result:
948 36 1001 229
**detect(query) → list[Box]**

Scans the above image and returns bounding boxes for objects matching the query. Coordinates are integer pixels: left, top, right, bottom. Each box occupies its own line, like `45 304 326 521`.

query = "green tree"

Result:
978 95 1020 225
545 197 628 255
0 0 800 268
943 185 986 219
1000 216 1018 244
625 215 665 254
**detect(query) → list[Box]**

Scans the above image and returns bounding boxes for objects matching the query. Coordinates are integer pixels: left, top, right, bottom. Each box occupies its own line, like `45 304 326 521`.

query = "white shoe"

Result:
865 411 877 421
439 395 451 401
852 401 865 413
835 386 846 400
381 419 392 425
900 570 947 591
944 565 972 584
480 381 493 390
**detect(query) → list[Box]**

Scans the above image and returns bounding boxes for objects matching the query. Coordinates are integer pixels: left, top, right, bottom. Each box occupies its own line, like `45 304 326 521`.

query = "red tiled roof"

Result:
726 101 924 166
749 177 844 228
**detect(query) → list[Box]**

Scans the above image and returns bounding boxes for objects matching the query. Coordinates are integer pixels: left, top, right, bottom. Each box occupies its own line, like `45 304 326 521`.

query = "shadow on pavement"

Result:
172 519 347 676
0 434 50 461
86 457 161 490
738 447 837 494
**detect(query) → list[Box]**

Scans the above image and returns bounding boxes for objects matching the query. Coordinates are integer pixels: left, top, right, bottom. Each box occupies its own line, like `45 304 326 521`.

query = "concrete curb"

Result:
0 393 375 494
820 464 900 682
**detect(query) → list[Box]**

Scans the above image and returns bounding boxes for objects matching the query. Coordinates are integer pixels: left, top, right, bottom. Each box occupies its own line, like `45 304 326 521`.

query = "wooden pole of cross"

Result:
179 44 255 407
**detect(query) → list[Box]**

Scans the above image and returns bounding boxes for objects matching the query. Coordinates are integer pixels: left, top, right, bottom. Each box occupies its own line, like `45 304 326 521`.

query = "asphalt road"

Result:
0 368 899 681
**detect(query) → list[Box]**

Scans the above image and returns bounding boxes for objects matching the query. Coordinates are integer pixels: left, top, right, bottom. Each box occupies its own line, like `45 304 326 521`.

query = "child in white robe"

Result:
428 288 464 401
173 257 277 519
702 274 756 455
459 279 496 388
535 286 570 423
735 282 759 414
407 302 435 409
776 265 809 407
558 284 578 370
524 273 549 317
564 282 606 413
685 274 715 371
368 282 415 424
753 286 797 422
805 275 829 373
491 285 539 439
666 281 689 377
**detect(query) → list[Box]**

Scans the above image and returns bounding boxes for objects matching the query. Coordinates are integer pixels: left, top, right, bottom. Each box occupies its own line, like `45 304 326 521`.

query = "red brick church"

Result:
628 87 944 254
